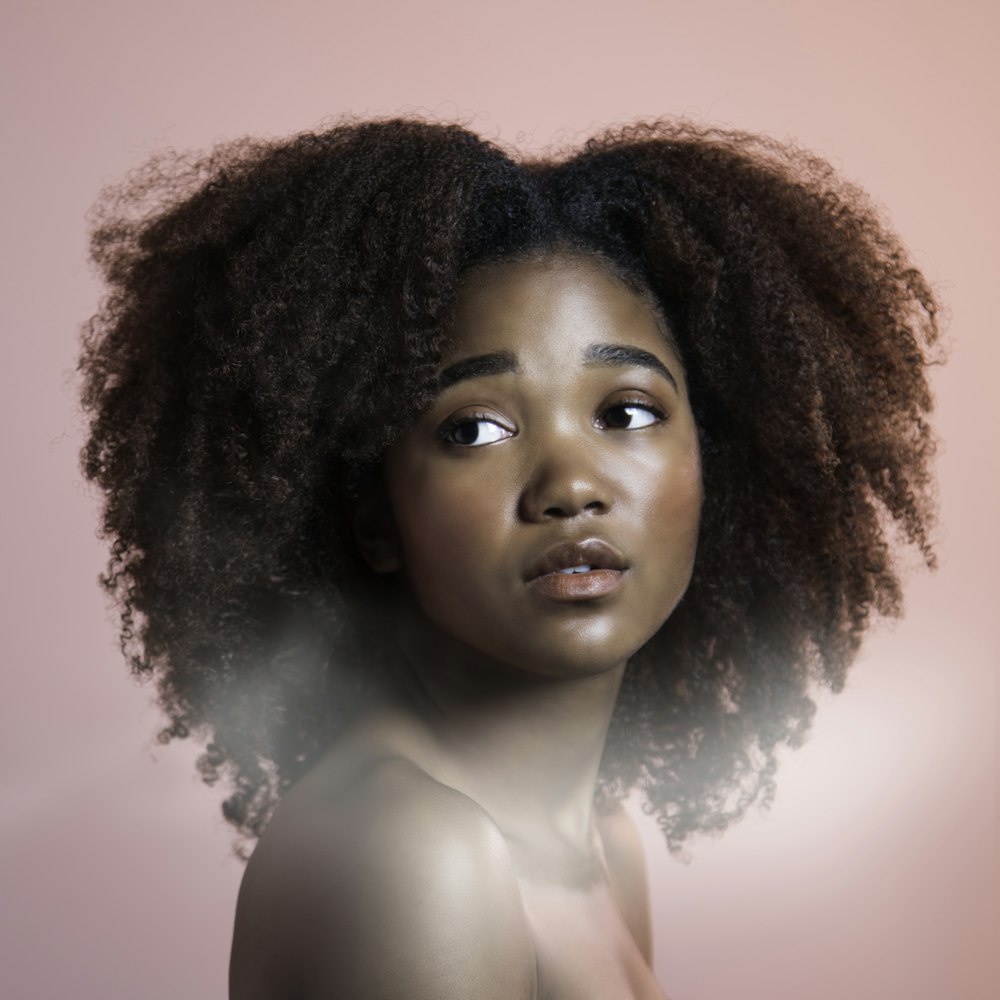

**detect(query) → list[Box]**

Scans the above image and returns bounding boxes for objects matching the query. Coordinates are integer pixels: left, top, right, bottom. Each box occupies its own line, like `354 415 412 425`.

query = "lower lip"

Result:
527 569 625 602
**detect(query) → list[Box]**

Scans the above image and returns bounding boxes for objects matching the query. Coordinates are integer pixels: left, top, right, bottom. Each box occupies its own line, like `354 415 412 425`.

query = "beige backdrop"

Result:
2 1 997 997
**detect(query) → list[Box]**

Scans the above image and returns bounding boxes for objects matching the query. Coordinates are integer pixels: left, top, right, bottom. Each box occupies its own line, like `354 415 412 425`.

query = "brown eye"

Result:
439 416 514 447
600 403 663 430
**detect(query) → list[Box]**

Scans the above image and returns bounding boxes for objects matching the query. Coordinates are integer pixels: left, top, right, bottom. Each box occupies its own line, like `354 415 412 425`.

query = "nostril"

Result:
541 499 607 519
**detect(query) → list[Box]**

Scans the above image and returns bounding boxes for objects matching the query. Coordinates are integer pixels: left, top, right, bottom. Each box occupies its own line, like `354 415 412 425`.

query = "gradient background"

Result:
2 1 997 998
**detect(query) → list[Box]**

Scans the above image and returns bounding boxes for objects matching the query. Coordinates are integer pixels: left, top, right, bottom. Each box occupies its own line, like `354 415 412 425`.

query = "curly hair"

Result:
79 118 938 852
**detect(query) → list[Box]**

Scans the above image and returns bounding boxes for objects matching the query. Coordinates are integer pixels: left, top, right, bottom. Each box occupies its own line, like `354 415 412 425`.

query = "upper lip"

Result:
525 538 628 581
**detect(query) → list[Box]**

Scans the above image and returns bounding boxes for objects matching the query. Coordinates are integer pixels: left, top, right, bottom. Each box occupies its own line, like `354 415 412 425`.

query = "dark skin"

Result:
229 254 702 1000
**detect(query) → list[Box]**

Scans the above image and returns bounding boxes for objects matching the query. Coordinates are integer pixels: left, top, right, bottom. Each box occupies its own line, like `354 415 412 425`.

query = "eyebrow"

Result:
583 343 678 391
437 343 679 392
438 351 519 389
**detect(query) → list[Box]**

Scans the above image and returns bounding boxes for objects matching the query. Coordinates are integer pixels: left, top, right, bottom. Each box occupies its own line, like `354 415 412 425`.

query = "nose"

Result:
517 439 613 523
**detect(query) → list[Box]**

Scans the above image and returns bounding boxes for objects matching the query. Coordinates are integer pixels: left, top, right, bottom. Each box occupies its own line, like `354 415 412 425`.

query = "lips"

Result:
525 538 628 602
525 538 628 580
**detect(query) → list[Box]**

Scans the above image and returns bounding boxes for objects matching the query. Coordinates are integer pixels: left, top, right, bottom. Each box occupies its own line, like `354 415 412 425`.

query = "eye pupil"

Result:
453 422 480 445
605 406 633 429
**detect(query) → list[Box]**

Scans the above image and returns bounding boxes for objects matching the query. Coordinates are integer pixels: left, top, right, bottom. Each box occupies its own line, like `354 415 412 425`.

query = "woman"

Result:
79 119 938 999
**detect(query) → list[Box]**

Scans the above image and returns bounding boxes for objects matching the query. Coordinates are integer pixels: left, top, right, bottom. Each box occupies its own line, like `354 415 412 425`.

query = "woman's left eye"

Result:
598 402 664 430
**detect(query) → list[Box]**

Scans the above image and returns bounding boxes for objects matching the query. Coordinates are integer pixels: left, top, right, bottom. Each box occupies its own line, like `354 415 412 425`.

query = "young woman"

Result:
79 119 938 999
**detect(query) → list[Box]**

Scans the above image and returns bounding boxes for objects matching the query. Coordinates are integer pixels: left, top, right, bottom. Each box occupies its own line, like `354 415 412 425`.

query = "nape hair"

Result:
79 117 939 853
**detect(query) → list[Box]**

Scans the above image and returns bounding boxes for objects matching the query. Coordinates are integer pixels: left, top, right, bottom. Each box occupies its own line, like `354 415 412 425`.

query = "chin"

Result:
478 614 663 682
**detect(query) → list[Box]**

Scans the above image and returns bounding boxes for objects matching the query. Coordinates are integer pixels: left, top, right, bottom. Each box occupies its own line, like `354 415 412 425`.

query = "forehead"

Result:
445 255 679 366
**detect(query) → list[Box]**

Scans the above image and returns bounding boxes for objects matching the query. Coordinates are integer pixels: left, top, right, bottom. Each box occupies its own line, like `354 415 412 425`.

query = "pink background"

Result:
3 1 997 997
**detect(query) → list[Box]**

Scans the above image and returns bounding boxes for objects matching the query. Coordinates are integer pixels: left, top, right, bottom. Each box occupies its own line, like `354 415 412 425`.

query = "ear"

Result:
349 488 401 574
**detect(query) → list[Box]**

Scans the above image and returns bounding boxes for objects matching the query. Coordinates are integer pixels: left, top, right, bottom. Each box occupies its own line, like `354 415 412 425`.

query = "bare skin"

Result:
229 254 703 999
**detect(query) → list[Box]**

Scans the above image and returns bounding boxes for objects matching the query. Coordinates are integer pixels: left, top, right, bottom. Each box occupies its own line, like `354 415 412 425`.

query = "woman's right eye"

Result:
438 415 514 447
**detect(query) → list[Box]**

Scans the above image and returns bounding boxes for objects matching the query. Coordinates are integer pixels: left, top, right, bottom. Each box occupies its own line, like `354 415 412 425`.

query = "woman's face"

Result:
374 254 702 680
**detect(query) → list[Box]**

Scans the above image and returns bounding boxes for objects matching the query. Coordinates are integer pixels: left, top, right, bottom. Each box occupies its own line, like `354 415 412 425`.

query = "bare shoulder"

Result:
230 756 536 1000
596 799 653 965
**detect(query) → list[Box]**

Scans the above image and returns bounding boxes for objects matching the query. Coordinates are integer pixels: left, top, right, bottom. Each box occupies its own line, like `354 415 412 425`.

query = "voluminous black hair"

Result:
80 118 938 851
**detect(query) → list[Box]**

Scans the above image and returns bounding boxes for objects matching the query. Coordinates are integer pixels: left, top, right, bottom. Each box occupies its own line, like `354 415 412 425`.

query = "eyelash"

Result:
596 397 667 431
437 398 667 448
437 411 514 447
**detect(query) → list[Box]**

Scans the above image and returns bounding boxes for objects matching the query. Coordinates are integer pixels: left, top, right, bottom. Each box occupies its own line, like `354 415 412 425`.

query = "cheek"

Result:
641 440 704 588
636 437 703 526
390 467 511 599
662 448 703 530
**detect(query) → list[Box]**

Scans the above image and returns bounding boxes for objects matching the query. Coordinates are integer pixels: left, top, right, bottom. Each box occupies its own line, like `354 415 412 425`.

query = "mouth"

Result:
525 538 628 602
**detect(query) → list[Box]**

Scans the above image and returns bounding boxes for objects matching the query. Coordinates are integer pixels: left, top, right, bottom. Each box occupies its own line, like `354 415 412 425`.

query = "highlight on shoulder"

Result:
229 757 537 1000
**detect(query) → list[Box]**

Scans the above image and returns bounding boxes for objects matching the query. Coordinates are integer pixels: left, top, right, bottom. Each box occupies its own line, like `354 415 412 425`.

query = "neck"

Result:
385 598 626 866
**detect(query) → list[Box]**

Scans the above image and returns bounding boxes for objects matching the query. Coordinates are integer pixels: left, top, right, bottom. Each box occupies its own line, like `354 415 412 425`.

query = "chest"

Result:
517 880 666 1000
